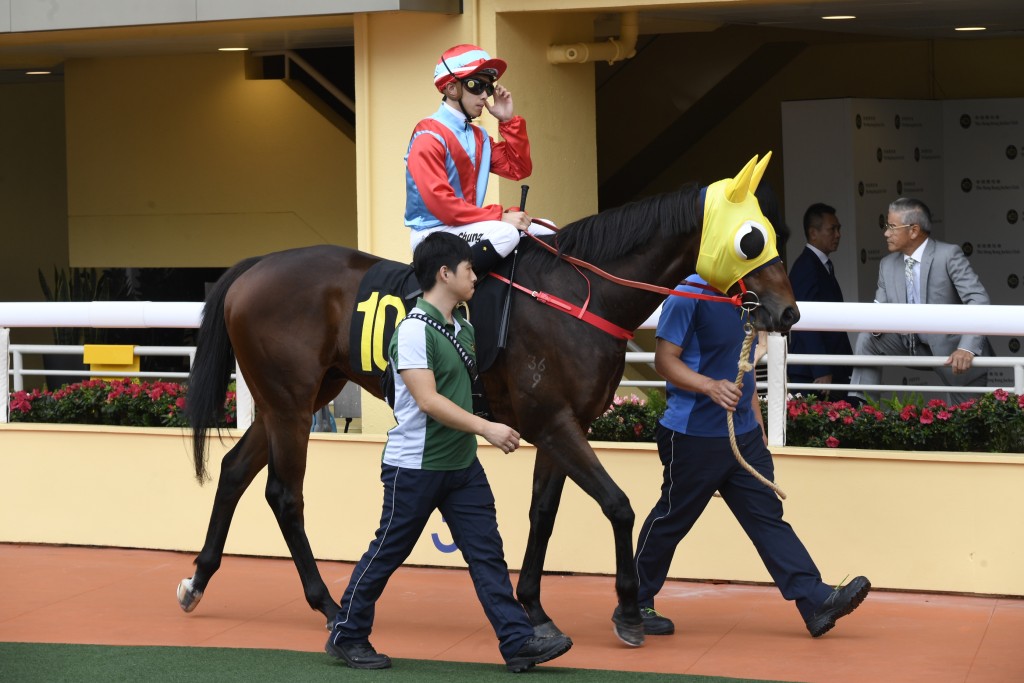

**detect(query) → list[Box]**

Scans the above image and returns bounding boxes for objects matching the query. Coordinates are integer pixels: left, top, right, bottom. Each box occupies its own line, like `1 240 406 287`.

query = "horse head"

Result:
697 152 800 332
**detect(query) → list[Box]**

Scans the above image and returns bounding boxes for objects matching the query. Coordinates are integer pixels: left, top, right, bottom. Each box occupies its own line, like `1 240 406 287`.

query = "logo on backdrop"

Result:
962 242 974 256
860 249 867 264
960 114 971 129
1008 210 1019 224
961 178 973 192
858 182 865 196
876 147 883 162
1007 145 1018 160
1009 274 1020 289
895 114 901 129
896 180 903 194
1010 339 1021 354
914 147 920 161
856 114 863 129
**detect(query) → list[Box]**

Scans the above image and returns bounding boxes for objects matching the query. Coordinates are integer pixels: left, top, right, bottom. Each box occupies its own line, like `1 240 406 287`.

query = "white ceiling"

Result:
2 1 1024 80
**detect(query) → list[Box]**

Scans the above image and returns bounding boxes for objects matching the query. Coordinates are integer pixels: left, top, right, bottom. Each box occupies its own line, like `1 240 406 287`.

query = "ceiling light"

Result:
25 70 51 75
954 27 987 32
218 47 249 52
822 15 856 21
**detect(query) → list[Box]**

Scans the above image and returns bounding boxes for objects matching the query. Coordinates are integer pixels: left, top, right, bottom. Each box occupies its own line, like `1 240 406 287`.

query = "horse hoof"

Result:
611 613 645 647
532 620 565 638
177 577 204 613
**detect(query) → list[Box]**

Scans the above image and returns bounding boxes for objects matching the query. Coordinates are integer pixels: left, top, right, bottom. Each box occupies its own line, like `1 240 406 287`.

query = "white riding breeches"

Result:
409 219 555 258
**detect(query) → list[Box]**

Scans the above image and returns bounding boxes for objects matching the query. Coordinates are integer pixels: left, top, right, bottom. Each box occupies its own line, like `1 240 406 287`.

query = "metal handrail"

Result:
256 49 355 115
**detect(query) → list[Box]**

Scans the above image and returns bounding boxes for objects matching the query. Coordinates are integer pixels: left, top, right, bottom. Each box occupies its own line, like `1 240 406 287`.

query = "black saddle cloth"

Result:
347 260 422 378
348 255 515 378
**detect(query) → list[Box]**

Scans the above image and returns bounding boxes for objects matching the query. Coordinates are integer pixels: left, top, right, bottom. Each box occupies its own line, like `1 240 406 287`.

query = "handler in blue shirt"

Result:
621 275 870 638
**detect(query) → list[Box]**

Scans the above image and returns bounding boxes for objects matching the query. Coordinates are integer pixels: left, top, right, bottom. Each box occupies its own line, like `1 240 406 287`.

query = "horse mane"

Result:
549 182 701 263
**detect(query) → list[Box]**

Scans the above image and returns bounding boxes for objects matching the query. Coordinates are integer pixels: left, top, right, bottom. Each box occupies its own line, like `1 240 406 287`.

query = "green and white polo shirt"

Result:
382 299 476 470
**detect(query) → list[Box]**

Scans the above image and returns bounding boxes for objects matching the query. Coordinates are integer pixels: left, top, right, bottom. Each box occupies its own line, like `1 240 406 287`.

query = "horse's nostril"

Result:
782 306 800 329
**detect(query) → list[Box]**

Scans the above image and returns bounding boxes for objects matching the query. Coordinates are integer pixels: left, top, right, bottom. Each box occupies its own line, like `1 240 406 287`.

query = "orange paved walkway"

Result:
1 544 1022 682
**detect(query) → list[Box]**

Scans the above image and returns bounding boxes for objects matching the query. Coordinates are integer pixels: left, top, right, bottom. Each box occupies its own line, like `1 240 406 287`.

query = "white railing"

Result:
3 301 1024 445
7 344 196 389
0 302 257 427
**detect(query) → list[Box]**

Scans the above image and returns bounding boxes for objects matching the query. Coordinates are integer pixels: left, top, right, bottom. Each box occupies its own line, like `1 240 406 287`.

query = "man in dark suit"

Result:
850 198 991 406
787 203 852 399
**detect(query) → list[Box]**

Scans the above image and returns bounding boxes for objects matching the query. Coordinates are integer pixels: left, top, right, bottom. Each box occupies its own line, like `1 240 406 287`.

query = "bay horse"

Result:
178 154 799 646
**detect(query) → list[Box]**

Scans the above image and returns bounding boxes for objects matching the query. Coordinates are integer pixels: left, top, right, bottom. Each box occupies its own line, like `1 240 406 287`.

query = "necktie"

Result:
825 259 835 277
905 257 917 304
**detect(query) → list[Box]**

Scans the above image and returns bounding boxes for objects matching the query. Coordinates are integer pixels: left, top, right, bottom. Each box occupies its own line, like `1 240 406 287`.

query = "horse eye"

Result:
733 221 769 260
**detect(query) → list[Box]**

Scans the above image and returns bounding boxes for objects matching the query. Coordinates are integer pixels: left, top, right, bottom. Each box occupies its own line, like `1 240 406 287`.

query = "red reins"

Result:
487 219 750 340
522 219 747 306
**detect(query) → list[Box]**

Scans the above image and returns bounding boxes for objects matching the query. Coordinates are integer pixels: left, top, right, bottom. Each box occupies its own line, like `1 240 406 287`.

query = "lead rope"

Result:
725 322 787 500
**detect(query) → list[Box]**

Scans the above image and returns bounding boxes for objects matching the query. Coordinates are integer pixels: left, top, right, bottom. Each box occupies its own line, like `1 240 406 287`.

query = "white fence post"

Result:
0 328 9 424
235 361 254 431
766 332 787 447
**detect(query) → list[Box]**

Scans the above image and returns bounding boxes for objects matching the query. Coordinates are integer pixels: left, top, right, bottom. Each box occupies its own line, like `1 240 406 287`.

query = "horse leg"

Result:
516 452 567 637
262 414 340 623
178 418 269 613
532 420 645 647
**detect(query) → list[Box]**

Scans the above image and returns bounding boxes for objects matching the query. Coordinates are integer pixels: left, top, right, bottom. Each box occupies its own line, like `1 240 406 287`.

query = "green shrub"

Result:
587 390 665 442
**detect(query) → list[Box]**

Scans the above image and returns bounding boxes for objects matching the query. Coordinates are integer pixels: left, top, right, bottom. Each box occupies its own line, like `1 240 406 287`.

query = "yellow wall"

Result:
0 81 69 344
3 424 1022 597
64 52 357 267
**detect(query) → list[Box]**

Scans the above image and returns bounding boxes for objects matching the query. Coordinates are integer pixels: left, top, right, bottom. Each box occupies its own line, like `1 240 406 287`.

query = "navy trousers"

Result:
329 458 533 660
634 425 834 622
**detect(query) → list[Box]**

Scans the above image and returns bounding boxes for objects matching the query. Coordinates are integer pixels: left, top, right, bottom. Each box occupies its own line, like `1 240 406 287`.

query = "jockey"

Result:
405 44 554 275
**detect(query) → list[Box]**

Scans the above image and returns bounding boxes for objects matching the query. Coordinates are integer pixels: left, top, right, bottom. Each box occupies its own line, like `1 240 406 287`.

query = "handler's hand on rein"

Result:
705 378 742 412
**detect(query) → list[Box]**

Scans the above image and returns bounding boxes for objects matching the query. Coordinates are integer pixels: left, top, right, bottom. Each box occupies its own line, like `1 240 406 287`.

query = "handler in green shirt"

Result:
326 232 572 673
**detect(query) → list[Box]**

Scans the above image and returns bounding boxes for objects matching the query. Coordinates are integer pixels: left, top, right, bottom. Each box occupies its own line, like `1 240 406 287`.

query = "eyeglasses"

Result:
881 223 915 233
460 77 495 97
439 55 496 97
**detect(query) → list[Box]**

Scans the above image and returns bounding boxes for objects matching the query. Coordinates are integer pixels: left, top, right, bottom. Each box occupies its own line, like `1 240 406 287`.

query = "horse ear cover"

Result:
696 152 780 294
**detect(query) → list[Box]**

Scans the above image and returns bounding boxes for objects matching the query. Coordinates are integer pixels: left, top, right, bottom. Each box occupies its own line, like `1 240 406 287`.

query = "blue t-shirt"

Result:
657 275 759 437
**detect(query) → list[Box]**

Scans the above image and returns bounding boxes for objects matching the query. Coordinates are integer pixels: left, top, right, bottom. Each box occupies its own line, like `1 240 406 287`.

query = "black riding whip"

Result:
498 185 529 348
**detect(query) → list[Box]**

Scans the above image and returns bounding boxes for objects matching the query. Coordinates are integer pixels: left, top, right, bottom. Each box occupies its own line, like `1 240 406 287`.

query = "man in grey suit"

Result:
850 198 991 406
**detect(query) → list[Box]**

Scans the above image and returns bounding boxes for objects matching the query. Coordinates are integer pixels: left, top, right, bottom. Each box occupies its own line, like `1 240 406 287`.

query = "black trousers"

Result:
329 459 533 660
634 425 833 621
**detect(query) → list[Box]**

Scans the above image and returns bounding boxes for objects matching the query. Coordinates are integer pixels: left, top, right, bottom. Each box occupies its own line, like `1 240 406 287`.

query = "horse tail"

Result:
187 256 263 483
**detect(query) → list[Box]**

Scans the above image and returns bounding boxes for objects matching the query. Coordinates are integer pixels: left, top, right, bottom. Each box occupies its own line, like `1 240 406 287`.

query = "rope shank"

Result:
726 323 787 500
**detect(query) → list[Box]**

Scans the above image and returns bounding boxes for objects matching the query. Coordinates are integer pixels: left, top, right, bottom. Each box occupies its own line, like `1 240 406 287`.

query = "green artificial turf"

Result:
0 642 801 683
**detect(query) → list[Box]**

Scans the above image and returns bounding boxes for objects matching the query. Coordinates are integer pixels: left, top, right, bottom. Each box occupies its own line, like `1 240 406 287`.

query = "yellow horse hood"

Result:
697 152 780 294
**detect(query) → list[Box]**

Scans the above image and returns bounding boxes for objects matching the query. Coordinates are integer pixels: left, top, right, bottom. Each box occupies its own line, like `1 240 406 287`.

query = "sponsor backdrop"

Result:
782 98 1023 393
944 99 1024 385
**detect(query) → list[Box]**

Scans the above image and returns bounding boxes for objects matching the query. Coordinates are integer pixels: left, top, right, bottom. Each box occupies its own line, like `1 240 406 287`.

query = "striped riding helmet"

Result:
433 44 507 92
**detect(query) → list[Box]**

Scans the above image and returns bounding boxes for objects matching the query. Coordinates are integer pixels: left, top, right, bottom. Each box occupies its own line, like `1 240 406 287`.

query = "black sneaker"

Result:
325 636 392 669
640 607 675 635
506 634 573 673
612 605 675 636
806 576 871 638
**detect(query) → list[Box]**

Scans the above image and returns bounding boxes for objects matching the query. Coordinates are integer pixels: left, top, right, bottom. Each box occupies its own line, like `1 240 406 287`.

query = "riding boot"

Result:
470 239 504 277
